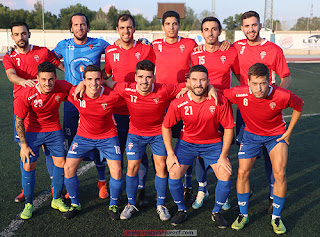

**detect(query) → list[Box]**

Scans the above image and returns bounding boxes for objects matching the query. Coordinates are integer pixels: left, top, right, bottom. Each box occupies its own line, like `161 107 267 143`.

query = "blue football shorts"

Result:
22 129 66 163
238 130 286 159
175 139 225 168
67 135 121 161
126 133 167 160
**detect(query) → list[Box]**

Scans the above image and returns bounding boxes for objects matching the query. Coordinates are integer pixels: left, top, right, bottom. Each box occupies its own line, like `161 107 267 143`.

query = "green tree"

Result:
291 17 320 31
106 6 118 30
0 4 13 28
58 4 96 30
91 8 110 30
134 14 149 30
223 13 242 40
149 15 161 30
180 7 200 31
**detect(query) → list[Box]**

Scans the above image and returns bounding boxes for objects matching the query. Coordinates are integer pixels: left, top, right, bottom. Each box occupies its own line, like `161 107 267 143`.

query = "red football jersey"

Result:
113 82 185 136
221 85 303 136
68 86 122 139
163 92 234 144
191 45 240 90
233 39 290 86
3 45 61 98
152 37 197 84
104 41 155 115
14 80 72 133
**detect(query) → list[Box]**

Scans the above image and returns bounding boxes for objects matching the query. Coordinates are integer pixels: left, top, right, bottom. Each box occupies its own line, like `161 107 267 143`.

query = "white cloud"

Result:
0 0 16 8
25 0 37 8
102 3 116 13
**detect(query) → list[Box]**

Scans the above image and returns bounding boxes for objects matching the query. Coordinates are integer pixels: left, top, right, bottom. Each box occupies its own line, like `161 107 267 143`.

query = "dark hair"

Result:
117 14 136 28
162 10 180 25
38 62 56 75
69 13 90 31
248 63 269 81
189 65 208 77
241 11 260 25
201 17 222 32
83 65 101 78
11 22 29 32
136 60 155 73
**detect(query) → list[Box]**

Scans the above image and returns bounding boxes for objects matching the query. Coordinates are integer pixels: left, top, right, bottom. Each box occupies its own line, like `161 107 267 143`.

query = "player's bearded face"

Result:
162 17 180 39
135 70 154 94
117 19 135 44
71 15 89 42
83 71 102 98
11 26 30 49
202 21 221 45
241 17 261 42
248 75 270 99
189 72 209 96
37 72 56 95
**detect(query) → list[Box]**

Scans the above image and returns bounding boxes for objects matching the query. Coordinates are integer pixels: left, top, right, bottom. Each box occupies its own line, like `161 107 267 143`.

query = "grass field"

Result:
0 62 319 237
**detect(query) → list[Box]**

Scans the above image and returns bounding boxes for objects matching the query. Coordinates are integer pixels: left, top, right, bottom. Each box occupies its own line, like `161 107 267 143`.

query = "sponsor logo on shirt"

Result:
179 44 185 53
107 48 117 53
209 105 215 114
34 55 39 62
125 88 137 92
269 102 276 110
101 103 108 110
135 52 141 60
220 55 226 64
80 65 85 73
153 98 159 104
28 93 38 100
68 45 75 50
236 94 248 97
177 101 188 108
260 51 267 60
55 95 61 102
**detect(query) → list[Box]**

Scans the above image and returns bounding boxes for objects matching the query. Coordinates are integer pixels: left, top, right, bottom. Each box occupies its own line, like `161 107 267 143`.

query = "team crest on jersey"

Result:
209 105 215 114
220 55 226 64
72 143 78 151
179 45 185 53
101 103 108 110
88 44 93 50
34 55 39 62
55 95 61 102
153 98 159 104
260 51 267 60
128 142 133 152
135 52 141 60
158 44 162 52
269 102 276 110
80 65 85 72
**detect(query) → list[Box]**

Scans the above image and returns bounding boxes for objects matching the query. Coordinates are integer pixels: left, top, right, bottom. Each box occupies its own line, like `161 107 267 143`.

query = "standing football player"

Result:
3 22 63 203
53 13 110 199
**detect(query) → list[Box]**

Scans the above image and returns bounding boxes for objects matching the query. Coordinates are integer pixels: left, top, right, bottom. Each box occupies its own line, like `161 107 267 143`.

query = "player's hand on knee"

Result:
217 156 232 175
20 145 35 164
276 131 291 145
166 153 180 171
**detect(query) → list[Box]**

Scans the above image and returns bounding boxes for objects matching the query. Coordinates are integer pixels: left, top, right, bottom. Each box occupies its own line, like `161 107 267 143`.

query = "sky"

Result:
1 0 319 29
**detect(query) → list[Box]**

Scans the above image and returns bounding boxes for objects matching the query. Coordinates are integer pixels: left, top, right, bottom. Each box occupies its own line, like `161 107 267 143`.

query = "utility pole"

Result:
264 0 274 31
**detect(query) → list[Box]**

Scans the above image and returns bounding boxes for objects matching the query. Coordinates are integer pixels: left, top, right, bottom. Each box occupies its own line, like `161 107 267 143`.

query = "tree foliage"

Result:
291 17 320 31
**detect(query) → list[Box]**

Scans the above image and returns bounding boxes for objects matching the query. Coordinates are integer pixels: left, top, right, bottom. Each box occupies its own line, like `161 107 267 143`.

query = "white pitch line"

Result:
283 113 320 118
288 66 320 75
0 162 95 237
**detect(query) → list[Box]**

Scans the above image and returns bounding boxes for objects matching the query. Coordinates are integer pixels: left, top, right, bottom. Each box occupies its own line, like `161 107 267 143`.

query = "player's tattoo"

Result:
15 116 27 144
